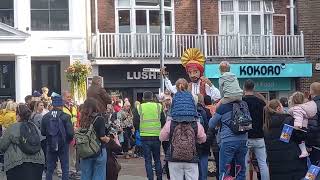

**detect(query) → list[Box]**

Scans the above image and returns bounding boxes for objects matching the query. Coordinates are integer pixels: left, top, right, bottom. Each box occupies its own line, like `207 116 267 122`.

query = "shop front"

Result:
205 63 313 100
99 64 188 102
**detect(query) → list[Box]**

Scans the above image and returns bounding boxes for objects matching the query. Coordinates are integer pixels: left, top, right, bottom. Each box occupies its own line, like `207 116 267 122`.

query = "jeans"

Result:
80 148 107 180
168 162 199 180
142 140 162 180
198 153 209 180
219 140 247 180
46 144 69 180
245 138 270 180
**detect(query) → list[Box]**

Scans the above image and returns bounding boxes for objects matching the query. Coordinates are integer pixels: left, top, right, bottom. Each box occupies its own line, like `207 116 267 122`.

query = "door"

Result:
0 61 15 100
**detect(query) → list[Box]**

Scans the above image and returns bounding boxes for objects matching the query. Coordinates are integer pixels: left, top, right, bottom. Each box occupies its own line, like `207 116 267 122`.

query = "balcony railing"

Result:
92 32 304 59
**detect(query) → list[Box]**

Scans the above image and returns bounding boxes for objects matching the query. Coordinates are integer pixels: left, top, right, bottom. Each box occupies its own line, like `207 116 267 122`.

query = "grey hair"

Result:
219 61 231 73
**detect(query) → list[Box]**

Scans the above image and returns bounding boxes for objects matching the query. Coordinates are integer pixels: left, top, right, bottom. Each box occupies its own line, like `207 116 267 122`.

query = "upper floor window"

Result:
0 0 14 27
118 0 171 7
31 0 69 31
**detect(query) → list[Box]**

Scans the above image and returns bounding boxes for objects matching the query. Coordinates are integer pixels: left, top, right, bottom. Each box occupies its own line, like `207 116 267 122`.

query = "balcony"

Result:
92 32 304 59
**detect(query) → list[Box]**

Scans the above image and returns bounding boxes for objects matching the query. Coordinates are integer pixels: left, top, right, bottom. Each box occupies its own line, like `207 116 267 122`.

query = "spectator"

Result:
307 82 320 166
106 133 122 180
41 87 51 104
133 91 165 180
160 79 206 180
41 96 74 180
0 104 45 180
243 80 269 180
78 98 110 180
280 97 289 113
0 101 17 129
25 95 33 109
87 76 112 112
264 99 307 180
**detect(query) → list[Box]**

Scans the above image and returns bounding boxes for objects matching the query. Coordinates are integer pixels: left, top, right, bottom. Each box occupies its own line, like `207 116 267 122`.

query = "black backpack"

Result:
229 101 252 135
47 111 67 152
18 121 41 154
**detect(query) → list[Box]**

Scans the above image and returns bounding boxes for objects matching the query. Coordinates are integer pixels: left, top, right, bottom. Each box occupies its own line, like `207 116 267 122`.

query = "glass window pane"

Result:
118 0 130 6
239 15 248 34
264 14 272 34
251 1 260 11
239 0 248 11
136 10 146 33
149 10 160 33
221 1 233 12
164 0 171 7
50 10 69 30
0 10 14 26
31 0 49 9
31 10 49 30
252 15 261 34
119 10 130 33
0 0 13 9
165 11 172 33
136 0 158 6
221 15 234 34
50 0 68 9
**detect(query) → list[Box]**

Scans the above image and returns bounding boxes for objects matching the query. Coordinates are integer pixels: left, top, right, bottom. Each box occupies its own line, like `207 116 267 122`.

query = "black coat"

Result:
264 113 307 180
307 96 320 147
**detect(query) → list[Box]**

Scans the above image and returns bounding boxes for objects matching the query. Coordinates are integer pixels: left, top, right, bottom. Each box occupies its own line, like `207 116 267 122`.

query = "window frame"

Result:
30 0 70 31
0 0 14 27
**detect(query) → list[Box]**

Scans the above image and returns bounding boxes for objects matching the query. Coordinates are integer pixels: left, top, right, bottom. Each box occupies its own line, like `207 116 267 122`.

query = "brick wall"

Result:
201 0 219 34
174 0 198 34
296 0 320 91
273 0 290 35
97 0 115 33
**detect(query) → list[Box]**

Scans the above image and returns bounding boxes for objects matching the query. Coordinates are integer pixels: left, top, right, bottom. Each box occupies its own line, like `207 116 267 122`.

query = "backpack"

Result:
18 121 41 154
47 111 67 152
75 116 101 159
170 121 198 161
229 101 252 135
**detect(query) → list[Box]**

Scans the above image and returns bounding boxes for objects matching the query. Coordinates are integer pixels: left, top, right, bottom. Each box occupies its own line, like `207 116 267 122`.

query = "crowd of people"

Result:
0 62 319 180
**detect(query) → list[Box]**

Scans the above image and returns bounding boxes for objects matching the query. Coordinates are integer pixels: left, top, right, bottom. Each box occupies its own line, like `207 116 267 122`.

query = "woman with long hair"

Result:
0 104 45 180
264 99 307 180
79 98 110 180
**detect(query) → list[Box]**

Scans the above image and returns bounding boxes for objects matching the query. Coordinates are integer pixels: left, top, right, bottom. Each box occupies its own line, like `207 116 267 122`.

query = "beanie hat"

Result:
143 91 153 101
52 96 64 107
171 91 198 122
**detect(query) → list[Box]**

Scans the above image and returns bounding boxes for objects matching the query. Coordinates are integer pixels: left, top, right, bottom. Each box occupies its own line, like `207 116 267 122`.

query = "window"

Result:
221 15 234 35
0 0 14 27
251 1 261 11
264 0 274 13
31 0 69 31
239 0 248 11
221 1 233 12
135 0 171 7
119 10 131 33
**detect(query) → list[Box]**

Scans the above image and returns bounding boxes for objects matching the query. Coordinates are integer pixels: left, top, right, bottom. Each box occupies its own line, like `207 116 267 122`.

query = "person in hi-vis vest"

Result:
133 91 166 180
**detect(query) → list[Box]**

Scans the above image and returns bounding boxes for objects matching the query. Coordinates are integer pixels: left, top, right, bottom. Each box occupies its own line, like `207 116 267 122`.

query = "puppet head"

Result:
181 48 205 83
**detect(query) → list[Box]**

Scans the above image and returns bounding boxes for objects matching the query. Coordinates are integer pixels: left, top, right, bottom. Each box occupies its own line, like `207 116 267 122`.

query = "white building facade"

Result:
0 0 90 102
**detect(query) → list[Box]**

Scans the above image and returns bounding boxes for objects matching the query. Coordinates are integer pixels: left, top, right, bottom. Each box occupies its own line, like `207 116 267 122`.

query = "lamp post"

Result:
159 0 165 93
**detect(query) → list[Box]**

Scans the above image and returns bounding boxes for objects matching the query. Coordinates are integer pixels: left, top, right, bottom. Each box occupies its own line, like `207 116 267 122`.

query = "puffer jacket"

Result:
218 72 243 98
289 100 318 128
307 96 320 146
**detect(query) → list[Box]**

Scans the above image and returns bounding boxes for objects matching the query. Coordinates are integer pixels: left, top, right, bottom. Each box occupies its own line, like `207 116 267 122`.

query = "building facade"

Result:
91 0 312 101
0 0 90 102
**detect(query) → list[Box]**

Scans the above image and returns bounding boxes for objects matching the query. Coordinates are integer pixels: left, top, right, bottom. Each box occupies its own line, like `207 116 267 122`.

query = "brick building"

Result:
90 0 312 101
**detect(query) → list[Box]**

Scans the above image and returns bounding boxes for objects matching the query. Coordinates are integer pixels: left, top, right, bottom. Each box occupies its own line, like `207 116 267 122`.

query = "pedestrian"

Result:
0 104 45 180
41 96 74 180
242 80 269 180
160 78 206 180
264 99 307 180
0 101 17 129
307 82 320 167
78 98 110 180
87 76 112 112
106 133 122 180
288 91 317 158
280 97 289 113
117 100 134 159
41 87 52 104
133 91 165 180
25 95 33 109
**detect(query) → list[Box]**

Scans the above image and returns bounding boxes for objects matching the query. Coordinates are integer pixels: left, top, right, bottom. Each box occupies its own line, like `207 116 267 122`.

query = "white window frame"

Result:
219 0 273 35
115 0 175 34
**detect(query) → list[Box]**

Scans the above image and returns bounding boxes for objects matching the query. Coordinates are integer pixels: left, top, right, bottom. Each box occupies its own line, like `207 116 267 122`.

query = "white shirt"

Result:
164 77 221 101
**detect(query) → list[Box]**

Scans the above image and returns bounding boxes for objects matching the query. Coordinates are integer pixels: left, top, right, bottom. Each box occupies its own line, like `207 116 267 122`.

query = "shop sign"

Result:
205 63 312 78
126 71 161 80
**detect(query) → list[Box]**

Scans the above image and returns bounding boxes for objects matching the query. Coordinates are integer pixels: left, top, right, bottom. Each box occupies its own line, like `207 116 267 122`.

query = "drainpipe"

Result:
197 0 201 34
289 0 294 35
95 0 99 33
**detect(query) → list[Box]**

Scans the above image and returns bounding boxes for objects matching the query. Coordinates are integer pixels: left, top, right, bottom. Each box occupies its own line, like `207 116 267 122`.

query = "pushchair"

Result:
222 164 242 180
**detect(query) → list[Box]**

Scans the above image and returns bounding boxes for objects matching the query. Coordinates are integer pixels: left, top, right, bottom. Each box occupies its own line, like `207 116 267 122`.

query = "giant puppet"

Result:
162 48 221 101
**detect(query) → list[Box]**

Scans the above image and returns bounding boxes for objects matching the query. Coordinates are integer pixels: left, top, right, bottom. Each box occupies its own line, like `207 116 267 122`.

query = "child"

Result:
218 61 243 104
288 91 317 158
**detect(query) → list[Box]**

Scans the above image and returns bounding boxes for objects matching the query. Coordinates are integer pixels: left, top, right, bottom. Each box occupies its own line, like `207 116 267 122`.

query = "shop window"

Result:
0 0 14 27
31 0 69 31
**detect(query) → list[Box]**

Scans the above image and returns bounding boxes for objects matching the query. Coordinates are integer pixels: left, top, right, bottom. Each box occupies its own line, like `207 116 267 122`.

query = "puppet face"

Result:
187 67 201 83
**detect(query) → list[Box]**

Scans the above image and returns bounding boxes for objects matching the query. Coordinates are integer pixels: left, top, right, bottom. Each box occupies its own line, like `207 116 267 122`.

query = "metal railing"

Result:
92 32 304 59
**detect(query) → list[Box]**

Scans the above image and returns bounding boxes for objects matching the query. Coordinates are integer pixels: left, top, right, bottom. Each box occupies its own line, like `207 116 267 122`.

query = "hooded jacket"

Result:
219 72 243 98
288 100 317 128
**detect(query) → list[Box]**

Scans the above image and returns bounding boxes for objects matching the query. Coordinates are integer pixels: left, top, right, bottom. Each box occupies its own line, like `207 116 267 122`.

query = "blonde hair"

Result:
42 87 49 92
175 78 188 92
310 82 320 96
263 99 282 131
290 91 305 106
6 101 17 112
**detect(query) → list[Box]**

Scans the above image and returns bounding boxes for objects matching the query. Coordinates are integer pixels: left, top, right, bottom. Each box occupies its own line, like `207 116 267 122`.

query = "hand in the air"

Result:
160 67 168 77
200 76 213 87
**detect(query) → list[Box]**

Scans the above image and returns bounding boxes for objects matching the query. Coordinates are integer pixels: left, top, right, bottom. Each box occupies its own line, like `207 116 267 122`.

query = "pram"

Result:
222 164 242 180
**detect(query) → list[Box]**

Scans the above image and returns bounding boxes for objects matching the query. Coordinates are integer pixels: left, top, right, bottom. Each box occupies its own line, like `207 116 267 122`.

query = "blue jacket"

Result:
209 103 247 143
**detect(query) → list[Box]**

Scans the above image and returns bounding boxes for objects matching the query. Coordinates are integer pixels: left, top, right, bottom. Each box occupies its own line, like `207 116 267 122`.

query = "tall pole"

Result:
160 0 165 93
289 0 294 35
